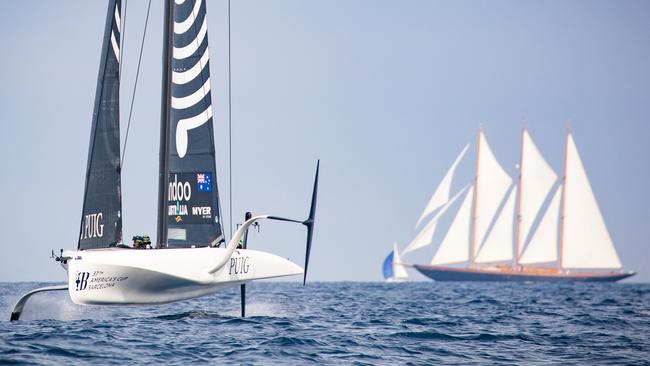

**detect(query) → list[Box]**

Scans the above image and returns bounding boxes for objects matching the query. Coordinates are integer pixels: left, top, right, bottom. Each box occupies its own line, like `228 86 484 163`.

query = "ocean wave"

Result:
1 282 649 365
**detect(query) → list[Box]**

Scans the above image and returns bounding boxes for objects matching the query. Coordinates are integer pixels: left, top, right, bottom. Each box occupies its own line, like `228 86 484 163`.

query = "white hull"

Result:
63 247 302 305
384 277 408 283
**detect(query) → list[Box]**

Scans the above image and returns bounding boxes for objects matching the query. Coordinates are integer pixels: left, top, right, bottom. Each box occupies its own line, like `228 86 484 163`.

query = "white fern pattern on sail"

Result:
172 47 209 85
164 0 224 248
173 14 208 60
176 106 213 160
174 0 203 34
111 2 121 63
171 0 212 158
172 78 211 110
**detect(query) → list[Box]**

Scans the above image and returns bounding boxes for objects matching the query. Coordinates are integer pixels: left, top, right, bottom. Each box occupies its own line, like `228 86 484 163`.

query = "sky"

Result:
0 0 649 282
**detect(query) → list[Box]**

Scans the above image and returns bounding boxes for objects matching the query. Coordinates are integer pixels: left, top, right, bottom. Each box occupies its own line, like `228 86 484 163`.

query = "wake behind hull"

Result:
414 265 635 282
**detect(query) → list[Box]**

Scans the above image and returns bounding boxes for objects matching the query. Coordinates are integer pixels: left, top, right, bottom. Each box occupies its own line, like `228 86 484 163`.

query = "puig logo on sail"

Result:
80 213 104 239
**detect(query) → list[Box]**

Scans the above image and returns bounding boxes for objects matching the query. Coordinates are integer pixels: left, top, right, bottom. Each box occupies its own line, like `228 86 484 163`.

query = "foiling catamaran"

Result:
383 128 635 282
11 0 319 321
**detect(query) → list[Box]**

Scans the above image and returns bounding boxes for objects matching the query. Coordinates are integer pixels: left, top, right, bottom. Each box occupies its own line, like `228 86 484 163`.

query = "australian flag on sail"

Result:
197 173 212 192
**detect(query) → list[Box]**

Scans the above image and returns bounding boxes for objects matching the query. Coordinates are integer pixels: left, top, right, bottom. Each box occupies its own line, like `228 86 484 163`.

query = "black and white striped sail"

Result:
78 0 123 250
160 0 224 247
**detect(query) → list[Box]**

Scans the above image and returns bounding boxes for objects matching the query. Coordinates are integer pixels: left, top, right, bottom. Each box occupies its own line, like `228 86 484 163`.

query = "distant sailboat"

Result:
387 128 634 282
12 0 319 321
382 242 408 282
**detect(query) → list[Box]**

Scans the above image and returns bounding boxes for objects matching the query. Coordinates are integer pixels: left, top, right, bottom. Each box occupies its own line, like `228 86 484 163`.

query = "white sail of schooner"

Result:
561 132 622 269
516 129 559 261
472 130 514 261
519 184 562 265
430 185 473 265
414 144 469 229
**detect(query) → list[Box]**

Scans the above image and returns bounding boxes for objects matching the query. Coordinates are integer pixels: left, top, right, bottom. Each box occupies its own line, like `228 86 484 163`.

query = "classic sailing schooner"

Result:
384 128 634 282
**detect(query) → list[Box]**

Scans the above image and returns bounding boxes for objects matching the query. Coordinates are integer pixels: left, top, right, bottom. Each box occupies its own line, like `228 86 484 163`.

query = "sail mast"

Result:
558 127 570 269
157 0 174 248
469 127 481 267
514 127 525 268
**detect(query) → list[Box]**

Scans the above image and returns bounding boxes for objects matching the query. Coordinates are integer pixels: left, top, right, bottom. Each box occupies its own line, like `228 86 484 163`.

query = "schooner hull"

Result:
414 265 635 282
64 247 303 305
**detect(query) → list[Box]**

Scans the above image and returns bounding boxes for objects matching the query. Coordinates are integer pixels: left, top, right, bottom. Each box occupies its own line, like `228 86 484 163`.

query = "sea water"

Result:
1 282 648 365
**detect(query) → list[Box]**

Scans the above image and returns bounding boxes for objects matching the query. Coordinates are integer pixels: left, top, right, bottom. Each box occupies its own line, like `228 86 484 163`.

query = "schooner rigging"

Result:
383 127 633 282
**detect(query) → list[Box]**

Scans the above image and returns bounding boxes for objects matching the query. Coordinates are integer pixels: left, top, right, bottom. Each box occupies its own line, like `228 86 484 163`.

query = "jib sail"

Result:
157 0 224 248
78 0 123 250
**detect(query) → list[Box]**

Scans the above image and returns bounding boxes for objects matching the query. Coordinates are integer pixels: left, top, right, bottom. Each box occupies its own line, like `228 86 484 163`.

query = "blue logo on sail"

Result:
197 173 212 192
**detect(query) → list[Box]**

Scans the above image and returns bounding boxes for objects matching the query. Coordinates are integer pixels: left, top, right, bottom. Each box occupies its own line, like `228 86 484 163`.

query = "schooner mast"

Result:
469 128 481 267
514 128 525 268
558 127 569 269
157 0 173 248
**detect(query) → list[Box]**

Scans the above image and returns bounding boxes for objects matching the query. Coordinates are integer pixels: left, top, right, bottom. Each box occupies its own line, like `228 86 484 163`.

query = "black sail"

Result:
158 0 224 248
78 0 123 250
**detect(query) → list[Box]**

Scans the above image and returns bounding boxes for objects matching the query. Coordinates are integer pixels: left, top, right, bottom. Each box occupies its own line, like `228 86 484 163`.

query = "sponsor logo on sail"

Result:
169 202 188 216
80 213 104 240
169 174 192 202
192 206 211 217
167 172 215 223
